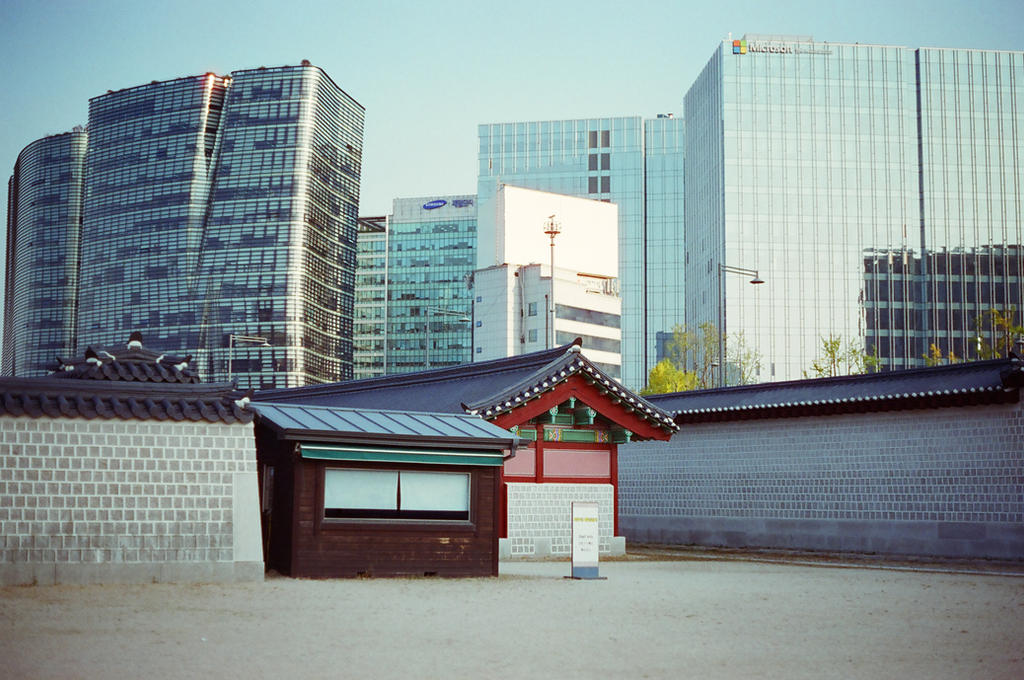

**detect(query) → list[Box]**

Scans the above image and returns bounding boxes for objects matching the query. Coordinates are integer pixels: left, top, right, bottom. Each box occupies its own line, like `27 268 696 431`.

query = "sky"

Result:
0 0 1021 312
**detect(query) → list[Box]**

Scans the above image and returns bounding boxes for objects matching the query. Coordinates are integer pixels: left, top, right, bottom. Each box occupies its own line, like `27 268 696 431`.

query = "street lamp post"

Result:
227 334 269 384
543 215 561 349
718 264 764 387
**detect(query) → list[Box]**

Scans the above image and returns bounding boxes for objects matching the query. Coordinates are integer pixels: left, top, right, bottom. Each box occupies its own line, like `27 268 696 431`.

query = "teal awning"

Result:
300 443 506 467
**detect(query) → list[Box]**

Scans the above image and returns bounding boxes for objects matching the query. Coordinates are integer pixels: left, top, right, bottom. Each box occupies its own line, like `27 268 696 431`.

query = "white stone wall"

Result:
0 416 262 585
506 482 616 556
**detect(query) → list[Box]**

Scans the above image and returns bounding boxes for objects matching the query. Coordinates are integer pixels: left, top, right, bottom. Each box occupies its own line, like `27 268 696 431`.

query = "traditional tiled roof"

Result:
0 333 253 424
254 342 575 412
255 340 678 436
52 331 199 383
646 356 1024 424
460 345 678 432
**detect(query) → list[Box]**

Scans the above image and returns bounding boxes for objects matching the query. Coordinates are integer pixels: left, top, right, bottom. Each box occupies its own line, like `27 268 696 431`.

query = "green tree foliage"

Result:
804 335 881 378
923 342 960 367
641 323 763 394
639 359 698 395
923 307 1022 365
972 306 1024 359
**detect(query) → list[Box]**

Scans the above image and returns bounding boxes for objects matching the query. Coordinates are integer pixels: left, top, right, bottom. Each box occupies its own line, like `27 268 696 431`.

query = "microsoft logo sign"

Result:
734 39 796 55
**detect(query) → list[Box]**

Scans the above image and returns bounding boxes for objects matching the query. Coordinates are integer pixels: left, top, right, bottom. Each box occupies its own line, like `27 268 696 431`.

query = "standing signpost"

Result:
569 501 603 579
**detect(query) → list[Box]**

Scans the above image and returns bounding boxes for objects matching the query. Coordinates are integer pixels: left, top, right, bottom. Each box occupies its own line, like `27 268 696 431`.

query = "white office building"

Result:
473 185 622 377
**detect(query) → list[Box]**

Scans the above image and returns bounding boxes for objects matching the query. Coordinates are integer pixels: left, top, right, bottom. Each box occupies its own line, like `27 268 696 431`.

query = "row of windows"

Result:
555 304 620 328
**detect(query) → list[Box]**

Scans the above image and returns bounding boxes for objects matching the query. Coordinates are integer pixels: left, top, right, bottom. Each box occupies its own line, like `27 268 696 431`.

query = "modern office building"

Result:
3 128 87 377
384 195 476 374
685 35 1023 381
475 263 622 376
353 215 388 379
478 115 685 389
473 185 622 376
4 63 365 388
863 245 1024 365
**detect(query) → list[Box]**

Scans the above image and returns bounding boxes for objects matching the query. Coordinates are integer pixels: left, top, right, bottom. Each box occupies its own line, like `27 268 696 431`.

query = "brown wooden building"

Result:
253 403 520 578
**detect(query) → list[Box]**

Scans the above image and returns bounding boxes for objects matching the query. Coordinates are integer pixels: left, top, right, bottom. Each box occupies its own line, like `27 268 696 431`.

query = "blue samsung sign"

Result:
422 199 447 210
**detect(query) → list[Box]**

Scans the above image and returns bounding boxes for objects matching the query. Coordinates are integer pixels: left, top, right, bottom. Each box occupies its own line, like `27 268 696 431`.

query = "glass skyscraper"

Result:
685 36 1023 381
478 115 685 390
3 128 87 376
5 63 364 388
354 215 388 379
79 73 231 364
384 195 476 374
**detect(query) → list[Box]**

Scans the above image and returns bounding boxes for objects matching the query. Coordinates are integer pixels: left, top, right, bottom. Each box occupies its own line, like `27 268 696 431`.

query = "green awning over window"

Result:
300 443 506 467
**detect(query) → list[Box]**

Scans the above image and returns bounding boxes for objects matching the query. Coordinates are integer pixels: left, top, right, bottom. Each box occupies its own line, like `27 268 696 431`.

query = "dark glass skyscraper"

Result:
5 63 364 388
3 129 87 376
79 73 230 360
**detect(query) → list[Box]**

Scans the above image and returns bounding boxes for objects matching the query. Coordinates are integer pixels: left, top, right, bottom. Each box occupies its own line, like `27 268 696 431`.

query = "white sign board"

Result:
570 501 601 579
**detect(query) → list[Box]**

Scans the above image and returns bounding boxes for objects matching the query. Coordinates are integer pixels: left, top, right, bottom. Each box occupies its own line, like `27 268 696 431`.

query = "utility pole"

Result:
544 214 561 349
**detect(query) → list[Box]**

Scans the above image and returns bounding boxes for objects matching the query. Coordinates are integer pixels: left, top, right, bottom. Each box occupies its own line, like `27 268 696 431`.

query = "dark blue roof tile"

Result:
647 357 1024 423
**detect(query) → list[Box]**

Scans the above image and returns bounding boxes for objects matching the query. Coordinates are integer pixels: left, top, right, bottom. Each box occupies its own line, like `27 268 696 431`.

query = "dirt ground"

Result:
2 554 1022 680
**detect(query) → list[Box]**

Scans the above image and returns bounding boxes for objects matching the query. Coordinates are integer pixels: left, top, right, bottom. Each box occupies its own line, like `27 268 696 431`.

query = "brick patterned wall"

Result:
506 483 614 555
619 402 1024 559
0 416 262 585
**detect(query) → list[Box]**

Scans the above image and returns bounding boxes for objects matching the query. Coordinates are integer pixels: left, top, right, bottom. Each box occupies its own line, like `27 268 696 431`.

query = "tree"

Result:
804 335 881 378
728 331 763 385
972 306 1024 360
923 342 960 367
639 359 698 395
641 322 763 394
663 322 719 389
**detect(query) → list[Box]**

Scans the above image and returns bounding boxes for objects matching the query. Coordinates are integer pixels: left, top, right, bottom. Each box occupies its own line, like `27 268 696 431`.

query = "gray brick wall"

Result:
619 401 1024 559
0 416 262 585
507 483 614 555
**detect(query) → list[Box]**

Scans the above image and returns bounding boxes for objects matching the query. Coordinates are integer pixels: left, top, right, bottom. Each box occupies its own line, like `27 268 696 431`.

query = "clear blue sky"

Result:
0 0 1020 278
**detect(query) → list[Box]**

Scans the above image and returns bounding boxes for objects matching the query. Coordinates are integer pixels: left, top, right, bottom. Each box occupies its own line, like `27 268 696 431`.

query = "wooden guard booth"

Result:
253 403 520 578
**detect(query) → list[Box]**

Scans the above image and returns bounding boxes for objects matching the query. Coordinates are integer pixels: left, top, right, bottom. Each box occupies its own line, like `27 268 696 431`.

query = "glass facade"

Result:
478 116 685 389
196 65 363 388
5 63 364 387
685 36 1023 381
354 215 388 378
915 48 1024 362
385 196 476 374
3 129 87 376
79 74 230 362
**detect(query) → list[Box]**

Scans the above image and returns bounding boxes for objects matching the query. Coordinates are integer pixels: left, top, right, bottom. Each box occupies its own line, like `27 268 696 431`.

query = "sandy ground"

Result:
2 557 1022 680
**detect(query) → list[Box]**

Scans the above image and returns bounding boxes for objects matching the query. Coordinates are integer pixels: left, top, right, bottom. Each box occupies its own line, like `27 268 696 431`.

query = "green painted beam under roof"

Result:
300 443 506 466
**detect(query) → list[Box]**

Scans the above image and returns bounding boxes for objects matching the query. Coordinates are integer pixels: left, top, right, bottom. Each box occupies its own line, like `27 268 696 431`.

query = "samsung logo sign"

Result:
422 198 474 210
